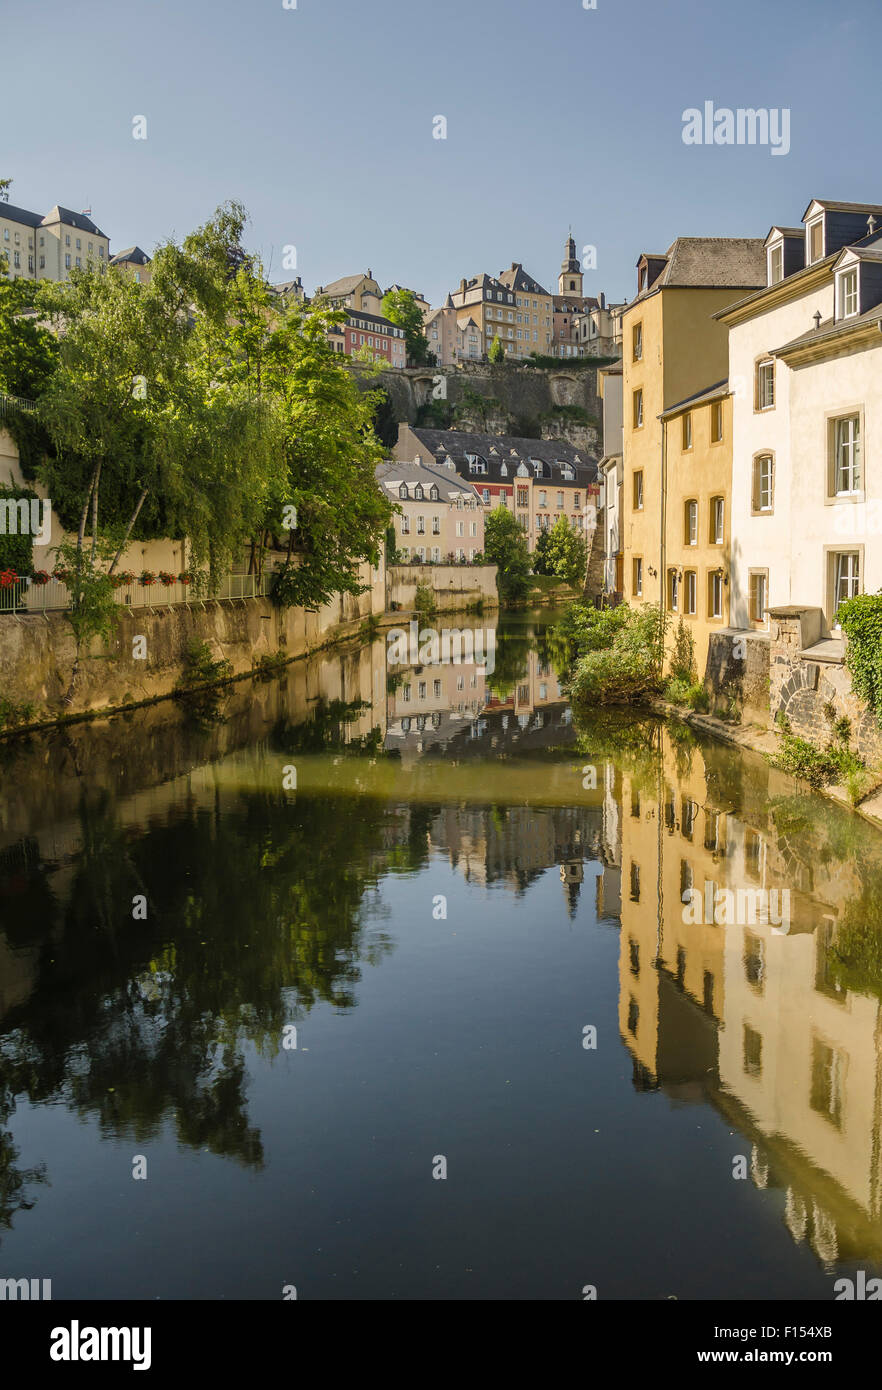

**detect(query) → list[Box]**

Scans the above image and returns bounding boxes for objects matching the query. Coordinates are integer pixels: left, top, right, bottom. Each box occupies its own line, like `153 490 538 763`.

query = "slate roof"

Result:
317 273 377 297
42 205 107 237
376 459 480 501
801 199 882 219
402 427 598 486
654 237 766 289
110 246 151 266
0 202 42 228
660 379 728 420
772 306 882 357
498 262 551 297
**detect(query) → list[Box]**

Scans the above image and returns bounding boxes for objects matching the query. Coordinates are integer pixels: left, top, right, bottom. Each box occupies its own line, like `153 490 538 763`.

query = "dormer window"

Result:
532 460 543 478
768 241 784 286
399 484 409 500
837 267 859 319
639 267 648 291
429 485 439 501
807 217 824 265
500 463 508 477
414 483 424 500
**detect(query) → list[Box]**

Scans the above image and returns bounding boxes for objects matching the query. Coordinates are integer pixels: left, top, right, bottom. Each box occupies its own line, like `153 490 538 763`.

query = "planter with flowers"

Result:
0 567 19 589
112 571 136 589
158 570 177 588
139 571 156 588
31 570 50 586
178 572 192 586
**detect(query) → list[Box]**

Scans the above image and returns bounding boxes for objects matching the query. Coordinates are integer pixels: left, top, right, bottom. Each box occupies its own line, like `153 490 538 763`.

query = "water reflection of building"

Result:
617 731 882 1265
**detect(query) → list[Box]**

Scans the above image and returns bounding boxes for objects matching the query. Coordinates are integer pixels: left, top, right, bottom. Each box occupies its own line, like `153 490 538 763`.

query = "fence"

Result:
0 570 273 616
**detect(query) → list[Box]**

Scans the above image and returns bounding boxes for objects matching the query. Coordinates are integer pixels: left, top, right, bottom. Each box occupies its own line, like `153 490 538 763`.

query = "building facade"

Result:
1 202 111 281
394 424 599 554
376 459 484 562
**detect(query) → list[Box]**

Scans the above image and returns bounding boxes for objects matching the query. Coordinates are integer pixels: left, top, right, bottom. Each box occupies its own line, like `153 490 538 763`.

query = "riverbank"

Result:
656 697 882 833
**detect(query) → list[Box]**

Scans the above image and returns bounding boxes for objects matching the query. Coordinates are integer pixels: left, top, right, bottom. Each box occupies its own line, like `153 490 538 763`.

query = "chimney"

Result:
813 310 822 331
600 291 606 309
460 278 467 295
511 262 517 272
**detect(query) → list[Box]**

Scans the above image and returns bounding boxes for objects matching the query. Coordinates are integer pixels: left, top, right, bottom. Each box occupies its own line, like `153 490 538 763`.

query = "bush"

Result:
176 639 233 691
414 582 436 617
568 604 666 707
770 730 866 795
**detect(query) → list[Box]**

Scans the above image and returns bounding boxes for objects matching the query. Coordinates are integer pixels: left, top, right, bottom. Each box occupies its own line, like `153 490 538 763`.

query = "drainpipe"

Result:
659 413 667 673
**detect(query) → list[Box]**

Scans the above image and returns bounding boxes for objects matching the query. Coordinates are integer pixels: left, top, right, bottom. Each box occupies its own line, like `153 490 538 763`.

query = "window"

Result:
433 679 442 697
632 322 643 361
685 499 698 545
516 486 529 508
710 400 723 443
667 568 680 612
830 414 862 495
556 491 564 508
431 547 440 562
837 268 858 319
65 253 71 269
414 483 424 501
400 515 410 534
808 218 824 264
831 551 861 611
430 485 439 501
682 413 692 450
633 470 644 510
573 491 580 509
456 521 464 537
418 681 426 699
743 1025 763 1077
755 360 775 410
630 862 641 902
417 516 425 534
752 455 774 513
482 488 490 504
749 569 768 624
633 389 644 428
684 570 697 615
708 570 723 619
633 557 643 597
768 242 783 286
710 496 724 544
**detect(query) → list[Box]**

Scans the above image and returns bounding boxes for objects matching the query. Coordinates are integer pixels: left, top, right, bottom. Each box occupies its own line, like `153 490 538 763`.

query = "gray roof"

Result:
498 262 551 297
0 202 42 228
801 199 882 219
656 237 766 288
42 205 107 237
660 379 728 420
317 273 377 297
402 427 597 486
110 245 150 266
772 307 882 358
376 459 480 500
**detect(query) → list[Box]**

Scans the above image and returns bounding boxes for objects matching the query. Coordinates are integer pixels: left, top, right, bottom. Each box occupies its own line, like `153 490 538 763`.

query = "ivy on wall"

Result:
838 593 882 724
0 483 37 573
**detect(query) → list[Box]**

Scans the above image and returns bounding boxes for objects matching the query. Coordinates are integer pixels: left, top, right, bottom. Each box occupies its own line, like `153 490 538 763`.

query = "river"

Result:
1 610 881 1300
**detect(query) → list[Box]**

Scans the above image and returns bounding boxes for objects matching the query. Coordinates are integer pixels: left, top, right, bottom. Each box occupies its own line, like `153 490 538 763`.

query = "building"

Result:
449 273 519 358
394 424 599 555
574 296 625 357
314 271 383 314
1 202 111 281
717 197 882 638
376 458 484 562
109 246 152 284
597 362 623 596
424 296 482 365
269 277 305 306
497 262 554 358
660 381 733 673
333 308 407 366
551 233 598 358
620 237 766 618
385 284 430 317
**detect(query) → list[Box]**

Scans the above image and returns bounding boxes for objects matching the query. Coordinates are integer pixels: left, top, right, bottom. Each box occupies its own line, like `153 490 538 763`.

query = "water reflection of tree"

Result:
0 776 402 1217
486 630 532 700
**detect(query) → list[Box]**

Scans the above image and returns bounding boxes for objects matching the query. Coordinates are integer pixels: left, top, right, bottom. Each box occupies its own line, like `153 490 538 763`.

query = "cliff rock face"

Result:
363 363 609 452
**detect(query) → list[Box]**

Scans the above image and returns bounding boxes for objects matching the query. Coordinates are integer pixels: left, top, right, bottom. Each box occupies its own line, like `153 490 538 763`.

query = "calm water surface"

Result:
1 612 882 1300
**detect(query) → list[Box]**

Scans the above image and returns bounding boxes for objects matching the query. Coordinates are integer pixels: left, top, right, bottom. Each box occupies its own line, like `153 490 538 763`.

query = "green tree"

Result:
265 303 392 609
532 526 552 575
381 288 430 366
542 513 588 586
0 178 57 397
483 507 531 602
488 335 506 364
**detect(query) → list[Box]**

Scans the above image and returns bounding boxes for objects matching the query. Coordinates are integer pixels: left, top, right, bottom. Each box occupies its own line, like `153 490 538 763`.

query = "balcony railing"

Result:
0 570 273 616
0 393 38 424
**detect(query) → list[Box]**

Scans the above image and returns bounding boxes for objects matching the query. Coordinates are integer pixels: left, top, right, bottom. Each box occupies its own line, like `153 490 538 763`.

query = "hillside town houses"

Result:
4 189 881 694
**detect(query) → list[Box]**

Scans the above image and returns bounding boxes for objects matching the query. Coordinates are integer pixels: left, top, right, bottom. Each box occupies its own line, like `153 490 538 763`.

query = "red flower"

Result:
31 570 50 586
0 568 19 588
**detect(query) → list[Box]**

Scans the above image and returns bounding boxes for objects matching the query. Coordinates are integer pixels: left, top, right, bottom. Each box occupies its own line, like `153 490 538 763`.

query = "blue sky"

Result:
4 0 881 306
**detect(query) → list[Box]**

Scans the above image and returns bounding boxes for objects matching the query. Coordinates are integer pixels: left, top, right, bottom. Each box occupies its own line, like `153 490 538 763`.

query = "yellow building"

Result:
313 271 382 314
497 262 554 357
109 245 152 284
450 272 518 357
0 201 111 281
660 384 732 674
621 239 765 617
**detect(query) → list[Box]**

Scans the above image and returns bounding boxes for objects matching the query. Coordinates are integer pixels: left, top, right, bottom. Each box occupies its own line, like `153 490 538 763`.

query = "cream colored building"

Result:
376 459 484 562
109 246 152 284
1 202 111 281
497 261 554 357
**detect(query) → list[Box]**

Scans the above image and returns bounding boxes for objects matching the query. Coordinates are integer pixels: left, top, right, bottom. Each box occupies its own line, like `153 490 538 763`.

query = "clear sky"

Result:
4 0 882 307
